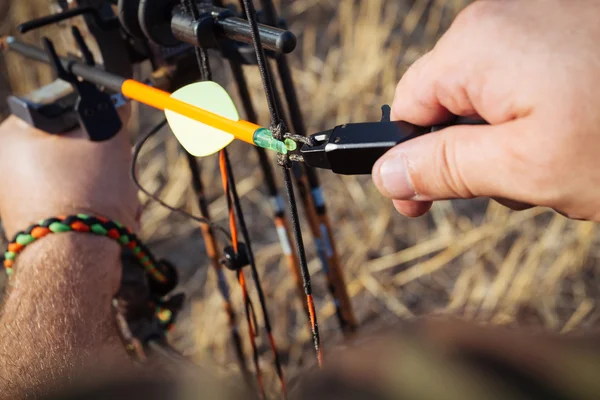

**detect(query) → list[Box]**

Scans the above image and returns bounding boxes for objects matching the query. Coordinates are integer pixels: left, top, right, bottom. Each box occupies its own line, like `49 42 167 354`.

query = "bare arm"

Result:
0 234 128 398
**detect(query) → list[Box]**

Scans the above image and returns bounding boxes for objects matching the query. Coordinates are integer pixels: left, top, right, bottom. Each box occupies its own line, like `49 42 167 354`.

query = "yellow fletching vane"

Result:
165 81 239 157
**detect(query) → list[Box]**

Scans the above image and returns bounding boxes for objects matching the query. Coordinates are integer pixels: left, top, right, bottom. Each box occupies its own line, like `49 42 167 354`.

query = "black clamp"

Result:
42 29 122 141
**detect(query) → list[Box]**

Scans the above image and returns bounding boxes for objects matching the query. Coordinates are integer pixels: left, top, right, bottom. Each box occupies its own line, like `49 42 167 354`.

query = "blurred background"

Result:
2 0 600 392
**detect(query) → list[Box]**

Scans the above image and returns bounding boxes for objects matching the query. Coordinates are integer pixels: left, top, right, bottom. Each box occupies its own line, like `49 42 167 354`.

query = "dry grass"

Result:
2 0 600 394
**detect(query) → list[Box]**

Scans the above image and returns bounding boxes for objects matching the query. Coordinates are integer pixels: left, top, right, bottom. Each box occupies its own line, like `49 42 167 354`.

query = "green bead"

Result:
4 252 15 260
77 214 90 219
140 255 150 264
119 235 130 245
6 268 13 277
49 222 71 233
91 224 108 235
114 221 123 228
16 234 35 246
133 246 141 255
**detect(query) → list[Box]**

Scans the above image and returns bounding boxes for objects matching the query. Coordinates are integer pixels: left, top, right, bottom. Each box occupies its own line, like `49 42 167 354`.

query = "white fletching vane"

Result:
165 81 239 157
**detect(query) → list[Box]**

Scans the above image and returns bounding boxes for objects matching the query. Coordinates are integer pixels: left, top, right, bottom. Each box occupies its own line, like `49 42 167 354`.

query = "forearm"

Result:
0 233 129 398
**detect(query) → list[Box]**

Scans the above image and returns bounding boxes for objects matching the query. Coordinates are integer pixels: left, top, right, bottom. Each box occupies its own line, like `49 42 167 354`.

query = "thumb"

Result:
372 120 532 202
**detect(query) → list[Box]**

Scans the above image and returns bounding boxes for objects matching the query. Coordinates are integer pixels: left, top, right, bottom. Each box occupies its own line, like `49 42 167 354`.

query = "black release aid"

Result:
300 121 430 175
300 115 487 175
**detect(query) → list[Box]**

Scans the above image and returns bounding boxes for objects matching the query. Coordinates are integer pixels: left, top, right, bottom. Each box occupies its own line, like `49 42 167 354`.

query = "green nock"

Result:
253 128 297 154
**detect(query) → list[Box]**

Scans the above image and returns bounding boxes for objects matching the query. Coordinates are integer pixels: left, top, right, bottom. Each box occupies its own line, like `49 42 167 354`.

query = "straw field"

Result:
2 0 600 392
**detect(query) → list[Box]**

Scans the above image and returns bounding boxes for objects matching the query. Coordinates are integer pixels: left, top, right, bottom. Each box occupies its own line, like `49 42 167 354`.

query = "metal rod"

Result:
170 5 296 54
18 6 118 34
5 37 125 92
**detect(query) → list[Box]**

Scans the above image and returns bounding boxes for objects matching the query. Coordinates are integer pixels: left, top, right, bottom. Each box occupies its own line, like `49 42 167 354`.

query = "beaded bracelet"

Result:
2 214 167 283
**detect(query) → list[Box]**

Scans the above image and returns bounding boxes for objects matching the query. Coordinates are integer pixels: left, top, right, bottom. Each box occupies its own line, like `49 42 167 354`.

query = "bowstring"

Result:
239 0 323 366
255 0 358 335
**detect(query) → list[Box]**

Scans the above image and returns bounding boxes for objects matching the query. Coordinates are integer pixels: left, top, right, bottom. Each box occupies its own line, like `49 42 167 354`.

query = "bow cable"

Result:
255 0 358 336
178 0 251 384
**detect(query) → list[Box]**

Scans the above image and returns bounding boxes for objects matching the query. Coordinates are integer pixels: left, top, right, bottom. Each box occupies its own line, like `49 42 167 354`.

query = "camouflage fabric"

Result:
37 318 600 400
290 319 600 400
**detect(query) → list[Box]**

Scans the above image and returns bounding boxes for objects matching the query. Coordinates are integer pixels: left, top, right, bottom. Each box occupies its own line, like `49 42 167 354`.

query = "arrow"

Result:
122 80 296 156
2 37 296 156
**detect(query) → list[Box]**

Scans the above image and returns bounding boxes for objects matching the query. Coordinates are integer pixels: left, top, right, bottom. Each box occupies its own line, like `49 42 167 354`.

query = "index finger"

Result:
392 50 477 127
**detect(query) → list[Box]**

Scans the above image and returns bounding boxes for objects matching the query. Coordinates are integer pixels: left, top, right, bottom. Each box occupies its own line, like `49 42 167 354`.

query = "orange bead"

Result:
31 227 51 238
70 221 90 232
8 243 24 253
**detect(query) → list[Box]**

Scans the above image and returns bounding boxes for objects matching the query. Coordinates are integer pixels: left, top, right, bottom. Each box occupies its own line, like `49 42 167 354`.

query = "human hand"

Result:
372 0 600 220
0 108 139 238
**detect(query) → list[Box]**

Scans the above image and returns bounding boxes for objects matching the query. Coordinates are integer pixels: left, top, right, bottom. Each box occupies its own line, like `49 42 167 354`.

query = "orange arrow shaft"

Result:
121 79 258 145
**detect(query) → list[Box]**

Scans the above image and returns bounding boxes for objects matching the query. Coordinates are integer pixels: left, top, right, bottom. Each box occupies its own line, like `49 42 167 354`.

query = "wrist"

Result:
3 214 167 287
10 232 123 295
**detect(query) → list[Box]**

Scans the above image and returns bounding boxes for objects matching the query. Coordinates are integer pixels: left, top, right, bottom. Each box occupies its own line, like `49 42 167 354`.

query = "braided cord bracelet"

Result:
2 214 167 283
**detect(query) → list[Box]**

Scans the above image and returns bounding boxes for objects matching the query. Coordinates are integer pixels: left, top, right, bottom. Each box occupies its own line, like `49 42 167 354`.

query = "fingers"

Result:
391 51 459 126
373 120 531 203
390 198 532 218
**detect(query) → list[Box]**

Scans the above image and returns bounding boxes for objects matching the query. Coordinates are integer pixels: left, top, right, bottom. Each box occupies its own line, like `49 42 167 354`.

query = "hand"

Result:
0 108 139 238
372 0 600 220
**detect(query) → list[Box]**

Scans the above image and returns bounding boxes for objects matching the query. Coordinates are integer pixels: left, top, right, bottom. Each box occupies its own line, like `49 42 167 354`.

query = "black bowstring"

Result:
239 0 322 364
130 119 232 243
255 0 356 335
